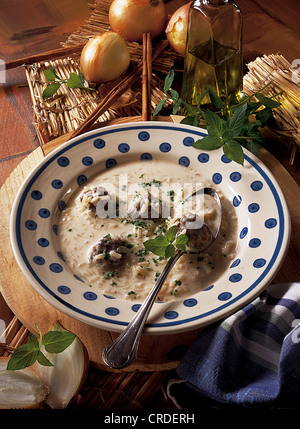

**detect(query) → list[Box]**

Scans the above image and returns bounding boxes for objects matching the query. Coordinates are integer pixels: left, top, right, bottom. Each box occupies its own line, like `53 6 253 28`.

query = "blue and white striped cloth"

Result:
167 282 300 409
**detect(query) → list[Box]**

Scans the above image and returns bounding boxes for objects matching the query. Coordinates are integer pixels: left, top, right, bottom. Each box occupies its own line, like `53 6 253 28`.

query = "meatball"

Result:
128 192 168 220
176 213 213 253
80 186 110 213
89 236 129 270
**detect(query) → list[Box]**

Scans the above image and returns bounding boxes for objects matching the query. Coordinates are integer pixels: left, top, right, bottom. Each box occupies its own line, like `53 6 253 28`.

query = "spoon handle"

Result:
102 250 184 369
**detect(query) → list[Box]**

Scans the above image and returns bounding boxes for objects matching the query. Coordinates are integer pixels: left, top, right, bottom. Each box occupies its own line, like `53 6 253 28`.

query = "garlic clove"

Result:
33 321 89 409
0 357 48 409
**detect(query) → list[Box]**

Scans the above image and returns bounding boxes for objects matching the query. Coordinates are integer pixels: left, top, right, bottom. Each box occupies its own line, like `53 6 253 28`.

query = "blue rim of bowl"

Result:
10 123 291 330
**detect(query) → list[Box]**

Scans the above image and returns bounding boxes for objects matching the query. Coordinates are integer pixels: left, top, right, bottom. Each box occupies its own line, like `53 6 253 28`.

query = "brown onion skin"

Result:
80 32 130 84
109 0 168 42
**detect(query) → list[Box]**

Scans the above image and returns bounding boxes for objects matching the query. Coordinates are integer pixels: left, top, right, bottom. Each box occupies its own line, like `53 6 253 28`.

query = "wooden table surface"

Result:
0 0 300 411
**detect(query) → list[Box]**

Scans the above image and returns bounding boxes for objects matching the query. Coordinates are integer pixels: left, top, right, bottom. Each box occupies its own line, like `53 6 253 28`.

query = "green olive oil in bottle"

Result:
181 0 243 111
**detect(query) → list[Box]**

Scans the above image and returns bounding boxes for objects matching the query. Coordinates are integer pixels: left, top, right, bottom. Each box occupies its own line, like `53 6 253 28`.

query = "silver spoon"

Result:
102 187 222 369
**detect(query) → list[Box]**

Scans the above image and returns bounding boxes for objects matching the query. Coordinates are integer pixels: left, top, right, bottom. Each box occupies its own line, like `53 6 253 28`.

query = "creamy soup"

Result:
56 160 237 302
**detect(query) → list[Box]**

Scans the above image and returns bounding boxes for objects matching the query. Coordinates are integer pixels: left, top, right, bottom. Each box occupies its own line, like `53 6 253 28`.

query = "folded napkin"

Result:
167 282 300 409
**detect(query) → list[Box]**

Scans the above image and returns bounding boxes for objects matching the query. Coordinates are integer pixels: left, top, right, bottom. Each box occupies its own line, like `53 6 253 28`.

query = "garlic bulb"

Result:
33 322 89 409
0 358 48 409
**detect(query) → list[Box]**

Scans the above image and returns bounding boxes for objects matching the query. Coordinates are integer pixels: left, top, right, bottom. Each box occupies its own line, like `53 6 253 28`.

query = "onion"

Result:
166 2 192 56
33 321 89 409
80 31 131 84
109 0 168 42
0 357 48 409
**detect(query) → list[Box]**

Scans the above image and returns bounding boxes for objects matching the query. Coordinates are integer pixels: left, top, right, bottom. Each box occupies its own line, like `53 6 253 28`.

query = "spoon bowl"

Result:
102 187 222 369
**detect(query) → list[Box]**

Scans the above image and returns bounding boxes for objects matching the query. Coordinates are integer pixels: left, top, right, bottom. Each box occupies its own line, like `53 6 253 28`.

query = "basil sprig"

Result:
154 70 281 165
6 324 76 370
143 225 188 258
42 65 95 100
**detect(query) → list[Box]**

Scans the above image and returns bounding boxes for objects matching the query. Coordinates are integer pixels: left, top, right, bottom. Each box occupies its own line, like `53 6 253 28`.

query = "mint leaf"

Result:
165 244 175 258
6 344 39 370
166 225 177 243
67 72 86 89
44 68 57 82
42 331 76 353
227 103 247 137
42 82 61 100
175 234 189 251
164 69 175 93
223 140 244 165
256 93 281 109
180 115 200 126
153 97 167 116
208 86 223 109
144 235 169 257
37 351 54 367
205 109 225 138
193 135 223 150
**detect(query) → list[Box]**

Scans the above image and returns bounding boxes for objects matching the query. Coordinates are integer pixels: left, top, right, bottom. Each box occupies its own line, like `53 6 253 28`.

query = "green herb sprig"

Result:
143 225 188 258
42 65 95 100
153 70 282 165
6 323 76 370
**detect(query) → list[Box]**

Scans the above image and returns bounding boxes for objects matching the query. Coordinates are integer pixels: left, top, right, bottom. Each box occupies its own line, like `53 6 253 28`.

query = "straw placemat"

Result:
24 0 180 145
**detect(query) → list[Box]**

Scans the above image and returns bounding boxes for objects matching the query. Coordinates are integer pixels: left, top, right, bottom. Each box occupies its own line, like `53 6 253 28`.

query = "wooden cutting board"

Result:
1 118 299 372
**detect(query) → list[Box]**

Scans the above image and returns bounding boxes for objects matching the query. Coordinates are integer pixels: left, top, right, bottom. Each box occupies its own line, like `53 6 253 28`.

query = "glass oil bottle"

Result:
181 0 243 112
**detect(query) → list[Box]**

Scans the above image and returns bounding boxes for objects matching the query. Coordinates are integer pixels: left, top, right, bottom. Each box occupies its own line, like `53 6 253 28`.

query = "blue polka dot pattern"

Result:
57 156 69 167
221 154 232 163
164 311 178 320
25 220 37 230
179 156 190 166
105 158 117 168
38 208 50 218
198 153 209 163
233 195 242 207
230 259 241 268
251 180 263 191
230 172 242 182
138 131 150 141
240 227 248 239
218 292 232 301
265 218 277 229
33 256 45 265
38 238 49 247
132 304 141 312
183 137 194 146
140 153 152 160
183 298 198 307
203 284 214 291
51 179 63 189
93 138 106 149
58 285 71 294
77 175 87 186
118 143 130 153
253 258 266 268
159 142 171 152
49 263 63 273
248 203 260 213
83 291 97 301
105 307 120 316
57 200 66 211
31 190 42 200
74 274 84 282
249 238 261 248
229 273 242 282
212 173 222 184
82 156 93 166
